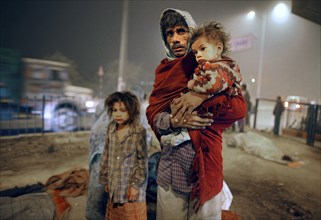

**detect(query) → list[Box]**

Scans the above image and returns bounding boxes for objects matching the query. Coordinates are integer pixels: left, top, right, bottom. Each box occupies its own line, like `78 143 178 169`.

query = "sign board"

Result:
231 34 253 52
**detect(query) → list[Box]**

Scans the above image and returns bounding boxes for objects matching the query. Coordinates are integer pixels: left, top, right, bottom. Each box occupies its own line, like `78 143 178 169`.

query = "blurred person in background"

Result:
86 101 109 220
273 96 285 135
236 83 251 132
241 84 251 127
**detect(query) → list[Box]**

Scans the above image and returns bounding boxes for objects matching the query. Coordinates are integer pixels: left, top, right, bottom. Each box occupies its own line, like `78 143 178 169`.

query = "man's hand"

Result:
171 91 209 122
187 79 195 90
127 186 139 201
171 111 213 130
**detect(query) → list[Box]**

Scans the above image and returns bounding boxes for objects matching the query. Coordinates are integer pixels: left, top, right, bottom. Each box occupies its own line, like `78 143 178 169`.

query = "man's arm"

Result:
154 111 213 138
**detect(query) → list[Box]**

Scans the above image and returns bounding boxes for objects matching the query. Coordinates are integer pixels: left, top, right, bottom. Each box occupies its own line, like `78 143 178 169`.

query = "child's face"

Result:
191 36 223 64
112 101 129 126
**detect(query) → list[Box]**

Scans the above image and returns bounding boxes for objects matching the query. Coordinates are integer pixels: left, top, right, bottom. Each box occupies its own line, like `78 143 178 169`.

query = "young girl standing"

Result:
99 91 148 220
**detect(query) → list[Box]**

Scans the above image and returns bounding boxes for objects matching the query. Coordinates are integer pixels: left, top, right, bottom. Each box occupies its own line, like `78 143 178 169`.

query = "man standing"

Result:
273 96 285 135
238 83 251 132
146 9 246 219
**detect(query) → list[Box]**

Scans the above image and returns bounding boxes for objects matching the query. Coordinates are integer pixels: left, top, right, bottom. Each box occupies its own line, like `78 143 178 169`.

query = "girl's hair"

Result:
191 21 231 56
104 91 140 124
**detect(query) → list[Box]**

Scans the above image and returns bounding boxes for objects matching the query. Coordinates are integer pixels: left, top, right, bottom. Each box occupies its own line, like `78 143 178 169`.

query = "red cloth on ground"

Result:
146 52 246 209
45 168 89 219
45 168 89 197
50 189 71 220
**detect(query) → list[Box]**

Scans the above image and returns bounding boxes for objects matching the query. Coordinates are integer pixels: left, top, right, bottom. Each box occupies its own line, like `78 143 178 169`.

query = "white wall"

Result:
225 1 320 103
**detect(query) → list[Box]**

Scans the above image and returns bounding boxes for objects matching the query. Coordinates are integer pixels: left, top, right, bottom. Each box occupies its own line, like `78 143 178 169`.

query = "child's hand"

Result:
105 185 109 192
127 186 139 202
187 79 195 90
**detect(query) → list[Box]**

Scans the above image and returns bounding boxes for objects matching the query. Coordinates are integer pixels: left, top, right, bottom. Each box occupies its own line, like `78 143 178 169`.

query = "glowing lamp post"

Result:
97 65 104 99
117 0 128 91
247 2 290 99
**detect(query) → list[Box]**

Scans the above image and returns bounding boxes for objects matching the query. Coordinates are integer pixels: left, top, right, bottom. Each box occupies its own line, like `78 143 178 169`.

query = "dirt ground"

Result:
0 129 320 220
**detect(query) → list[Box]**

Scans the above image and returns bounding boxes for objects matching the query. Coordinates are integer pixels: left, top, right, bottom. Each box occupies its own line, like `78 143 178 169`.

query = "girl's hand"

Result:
105 185 108 192
127 186 139 202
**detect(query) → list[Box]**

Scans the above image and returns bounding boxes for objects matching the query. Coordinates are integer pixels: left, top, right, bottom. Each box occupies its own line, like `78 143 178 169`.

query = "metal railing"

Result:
2 96 320 148
0 95 95 136
253 98 321 147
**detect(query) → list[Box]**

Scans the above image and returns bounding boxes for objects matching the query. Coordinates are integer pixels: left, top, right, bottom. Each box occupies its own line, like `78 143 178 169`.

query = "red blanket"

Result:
189 93 246 209
146 52 246 209
146 52 197 138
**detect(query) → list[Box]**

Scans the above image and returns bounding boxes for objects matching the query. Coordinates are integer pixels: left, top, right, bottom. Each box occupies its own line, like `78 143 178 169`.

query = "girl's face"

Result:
112 101 129 126
191 36 223 64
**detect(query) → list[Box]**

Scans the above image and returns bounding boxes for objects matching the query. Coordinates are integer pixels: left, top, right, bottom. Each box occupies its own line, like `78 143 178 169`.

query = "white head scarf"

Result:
159 8 197 60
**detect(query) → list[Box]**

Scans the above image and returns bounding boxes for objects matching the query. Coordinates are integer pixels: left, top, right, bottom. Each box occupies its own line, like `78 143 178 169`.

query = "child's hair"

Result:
104 91 140 124
191 21 231 56
160 9 188 43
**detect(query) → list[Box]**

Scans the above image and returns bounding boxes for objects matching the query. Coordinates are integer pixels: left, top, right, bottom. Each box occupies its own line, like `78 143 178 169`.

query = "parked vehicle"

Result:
284 95 308 111
0 48 96 132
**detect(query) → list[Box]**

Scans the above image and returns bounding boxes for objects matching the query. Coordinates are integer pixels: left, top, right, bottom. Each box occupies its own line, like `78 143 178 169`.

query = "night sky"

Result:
1 1 124 76
0 0 268 83
1 0 320 101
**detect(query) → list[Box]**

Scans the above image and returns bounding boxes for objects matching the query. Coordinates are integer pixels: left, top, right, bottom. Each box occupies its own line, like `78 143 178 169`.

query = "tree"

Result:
44 51 84 86
93 60 145 97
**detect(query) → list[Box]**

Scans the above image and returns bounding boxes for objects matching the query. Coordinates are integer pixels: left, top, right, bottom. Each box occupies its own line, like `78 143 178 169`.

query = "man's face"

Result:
165 25 190 57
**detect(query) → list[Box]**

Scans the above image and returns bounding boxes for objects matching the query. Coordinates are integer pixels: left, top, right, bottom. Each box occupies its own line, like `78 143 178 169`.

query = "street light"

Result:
117 0 128 91
97 65 104 99
247 3 290 130
247 11 256 19
272 3 290 23
247 2 290 99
